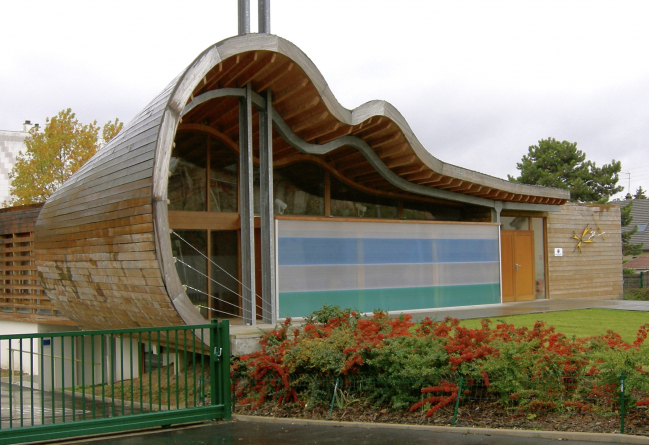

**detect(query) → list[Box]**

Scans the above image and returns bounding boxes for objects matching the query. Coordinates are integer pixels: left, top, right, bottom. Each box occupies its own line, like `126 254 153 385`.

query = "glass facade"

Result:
168 135 237 213
501 216 529 230
277 219 501 318
402 200 462 221
171 230 207 317
211 231 240 318
273 163 325 216
330 176 398 218
168 142 207 211
209 138 237 213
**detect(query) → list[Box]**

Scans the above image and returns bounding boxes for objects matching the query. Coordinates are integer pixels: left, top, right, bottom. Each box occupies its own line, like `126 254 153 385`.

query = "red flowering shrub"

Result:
233 305 649 416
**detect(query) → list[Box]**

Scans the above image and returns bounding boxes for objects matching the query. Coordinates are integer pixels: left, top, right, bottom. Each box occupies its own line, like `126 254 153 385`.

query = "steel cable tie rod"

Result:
171 230 265 301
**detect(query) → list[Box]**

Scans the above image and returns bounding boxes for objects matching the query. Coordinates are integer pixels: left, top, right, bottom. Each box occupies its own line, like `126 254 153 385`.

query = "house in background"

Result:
621 199 649 257
0 121 37 205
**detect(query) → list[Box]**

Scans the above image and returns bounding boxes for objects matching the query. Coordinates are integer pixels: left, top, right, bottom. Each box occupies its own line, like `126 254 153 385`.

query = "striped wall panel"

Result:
277 220 501 317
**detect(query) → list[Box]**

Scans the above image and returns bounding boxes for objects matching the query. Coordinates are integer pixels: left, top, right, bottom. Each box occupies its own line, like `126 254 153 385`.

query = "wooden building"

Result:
24 2 622 331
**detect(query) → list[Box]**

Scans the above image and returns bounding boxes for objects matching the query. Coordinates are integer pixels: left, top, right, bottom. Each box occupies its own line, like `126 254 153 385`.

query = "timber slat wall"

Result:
35 81 185 330
0 204 75 326
546 203 622 300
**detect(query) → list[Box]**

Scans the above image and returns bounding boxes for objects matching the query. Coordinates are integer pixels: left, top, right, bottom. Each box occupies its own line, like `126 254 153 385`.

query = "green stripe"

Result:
278 283 501 318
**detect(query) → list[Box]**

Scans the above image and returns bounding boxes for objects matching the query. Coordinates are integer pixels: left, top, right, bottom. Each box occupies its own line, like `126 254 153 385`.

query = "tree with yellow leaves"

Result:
6 109 123 206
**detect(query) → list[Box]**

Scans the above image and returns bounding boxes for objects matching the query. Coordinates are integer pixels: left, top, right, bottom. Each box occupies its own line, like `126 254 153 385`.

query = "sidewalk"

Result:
62 416 649 445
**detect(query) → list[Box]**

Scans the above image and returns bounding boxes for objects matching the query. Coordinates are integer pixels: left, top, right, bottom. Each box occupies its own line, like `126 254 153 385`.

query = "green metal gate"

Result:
0 320 230 445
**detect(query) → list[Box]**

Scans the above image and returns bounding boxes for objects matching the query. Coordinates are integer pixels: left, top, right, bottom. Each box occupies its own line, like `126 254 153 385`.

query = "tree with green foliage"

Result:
508 138 623 203
6 109 122 206
634 186 648 199
621 201 643 256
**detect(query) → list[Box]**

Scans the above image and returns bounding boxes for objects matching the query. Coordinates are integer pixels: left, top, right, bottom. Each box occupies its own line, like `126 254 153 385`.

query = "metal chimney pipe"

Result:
238 0 250 35
258 0 270 34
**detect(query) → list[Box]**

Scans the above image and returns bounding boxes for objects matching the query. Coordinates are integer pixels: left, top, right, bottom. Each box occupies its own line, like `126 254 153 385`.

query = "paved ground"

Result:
61 418 649 445
0 381 140 428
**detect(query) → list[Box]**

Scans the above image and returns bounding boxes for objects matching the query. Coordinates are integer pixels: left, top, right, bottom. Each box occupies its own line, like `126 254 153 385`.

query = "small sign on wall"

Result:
554 248 563 257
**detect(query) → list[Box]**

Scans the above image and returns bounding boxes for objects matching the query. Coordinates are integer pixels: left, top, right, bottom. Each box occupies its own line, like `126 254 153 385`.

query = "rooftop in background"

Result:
612 198 649 253
624 256 649 270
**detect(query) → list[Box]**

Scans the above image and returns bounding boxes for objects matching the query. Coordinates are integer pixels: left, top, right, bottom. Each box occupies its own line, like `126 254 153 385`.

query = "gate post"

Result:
210 319 232 420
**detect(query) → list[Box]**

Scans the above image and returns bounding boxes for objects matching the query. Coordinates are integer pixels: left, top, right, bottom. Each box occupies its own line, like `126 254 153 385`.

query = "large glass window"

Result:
211 231 240 318
209 138 237 212
272 163 325 216
330 176 397 218
168 135 207 211
402 200 462 221
501 216 529 230
169 133 238 212
171 230 207 317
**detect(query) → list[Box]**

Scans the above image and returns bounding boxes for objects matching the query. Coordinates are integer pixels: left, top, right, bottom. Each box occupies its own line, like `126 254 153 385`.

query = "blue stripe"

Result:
278 237 499 266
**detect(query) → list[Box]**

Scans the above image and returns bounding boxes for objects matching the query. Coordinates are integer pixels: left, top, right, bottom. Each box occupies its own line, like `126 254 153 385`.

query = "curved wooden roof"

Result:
35 34 569 330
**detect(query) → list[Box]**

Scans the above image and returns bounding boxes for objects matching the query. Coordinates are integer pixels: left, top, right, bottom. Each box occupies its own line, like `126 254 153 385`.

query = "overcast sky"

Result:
2 0 648 200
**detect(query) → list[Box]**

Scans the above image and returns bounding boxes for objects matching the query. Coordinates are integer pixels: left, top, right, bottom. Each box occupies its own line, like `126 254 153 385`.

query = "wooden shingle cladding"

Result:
546 203 623 300
35 34 570 330
0 204 75 326
35 82 186 330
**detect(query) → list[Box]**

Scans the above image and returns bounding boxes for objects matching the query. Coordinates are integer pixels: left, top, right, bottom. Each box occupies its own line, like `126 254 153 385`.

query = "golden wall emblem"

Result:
571 214 606 253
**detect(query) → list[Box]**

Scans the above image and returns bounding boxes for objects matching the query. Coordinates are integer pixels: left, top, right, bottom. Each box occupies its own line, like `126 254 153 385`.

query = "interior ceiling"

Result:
179 50 568 207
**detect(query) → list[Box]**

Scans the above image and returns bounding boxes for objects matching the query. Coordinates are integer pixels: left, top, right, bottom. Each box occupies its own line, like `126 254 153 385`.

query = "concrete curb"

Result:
233 414 649 444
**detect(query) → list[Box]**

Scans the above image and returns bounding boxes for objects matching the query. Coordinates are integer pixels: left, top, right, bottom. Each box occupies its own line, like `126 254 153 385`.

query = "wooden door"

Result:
501 230 535 302
501 232 515 302
513 232 535 300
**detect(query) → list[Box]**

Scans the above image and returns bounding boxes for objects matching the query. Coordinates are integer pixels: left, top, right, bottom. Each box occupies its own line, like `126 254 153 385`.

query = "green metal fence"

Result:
0 320 230 445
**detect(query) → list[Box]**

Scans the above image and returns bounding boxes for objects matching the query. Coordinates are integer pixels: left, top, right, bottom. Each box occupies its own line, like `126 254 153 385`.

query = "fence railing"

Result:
624 272 647 290
234 372 649 435
0 320 230 444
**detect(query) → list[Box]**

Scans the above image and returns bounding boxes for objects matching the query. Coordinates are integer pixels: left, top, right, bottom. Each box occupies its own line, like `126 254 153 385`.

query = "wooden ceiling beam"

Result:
354 121 393 140
428 176 454 187
257 61 296 92
235 53 277 87
303 121 340 142
314 125 353 144
271 74 307 106
447 181 473 192
203 56 240 90
219 52 259 87
350 118 384 136
332 150 365 164
339 157 370 172
394 163 425 176
465 184 484 195
436 178 462 189
349 164 380 179
405 170 434 181
385 154 415 169
290 111 328 133
371 132 401 149
279 96 321 121
377 142 409 158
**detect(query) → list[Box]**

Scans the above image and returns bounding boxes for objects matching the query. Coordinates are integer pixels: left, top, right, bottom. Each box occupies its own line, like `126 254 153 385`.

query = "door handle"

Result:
515 264 521 271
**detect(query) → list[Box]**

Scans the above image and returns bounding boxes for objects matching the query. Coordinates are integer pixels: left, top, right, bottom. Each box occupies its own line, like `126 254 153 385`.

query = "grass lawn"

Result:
460 308 649 343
